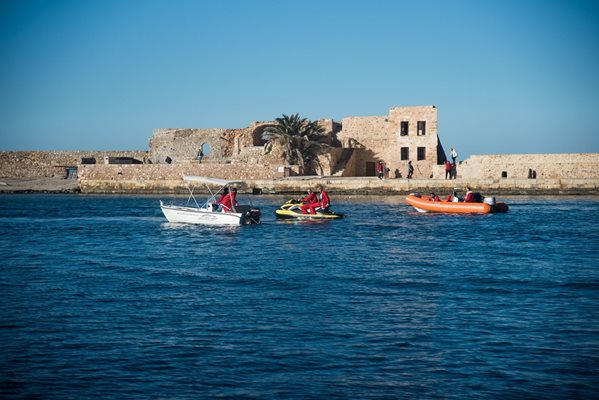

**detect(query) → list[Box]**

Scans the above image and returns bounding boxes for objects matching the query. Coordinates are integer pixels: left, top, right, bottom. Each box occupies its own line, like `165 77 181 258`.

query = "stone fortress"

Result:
146 105 444 179
1 105 598 194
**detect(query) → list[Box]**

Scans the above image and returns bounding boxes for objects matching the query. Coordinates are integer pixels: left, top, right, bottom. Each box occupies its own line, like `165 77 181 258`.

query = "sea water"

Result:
0 194 598 399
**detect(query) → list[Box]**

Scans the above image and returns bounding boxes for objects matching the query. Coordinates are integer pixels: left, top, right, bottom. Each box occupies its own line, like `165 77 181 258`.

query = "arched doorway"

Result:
251 125 272 146
197 143 212 163
201 142 212 156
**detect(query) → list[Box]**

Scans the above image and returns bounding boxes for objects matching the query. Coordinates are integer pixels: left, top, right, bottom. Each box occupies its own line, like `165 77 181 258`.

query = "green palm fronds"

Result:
262 114 331 174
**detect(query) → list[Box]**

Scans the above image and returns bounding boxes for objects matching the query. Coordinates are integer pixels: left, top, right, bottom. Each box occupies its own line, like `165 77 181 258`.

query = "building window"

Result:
417 121 426 136
400 121 409 136
417 147 426 160
401 147 409 160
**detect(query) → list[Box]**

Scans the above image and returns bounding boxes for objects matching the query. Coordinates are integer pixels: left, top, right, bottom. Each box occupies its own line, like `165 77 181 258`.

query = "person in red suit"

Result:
216 187 238 212
464 187 473 202
216 187 228 202
299 189 317 205
301 186 330 214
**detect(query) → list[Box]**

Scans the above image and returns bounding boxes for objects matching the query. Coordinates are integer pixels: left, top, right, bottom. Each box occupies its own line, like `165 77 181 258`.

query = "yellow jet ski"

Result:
274 200 344 219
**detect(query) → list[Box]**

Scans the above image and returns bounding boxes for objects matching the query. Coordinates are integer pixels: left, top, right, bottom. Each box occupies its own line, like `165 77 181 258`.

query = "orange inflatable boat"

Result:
405 194 509 214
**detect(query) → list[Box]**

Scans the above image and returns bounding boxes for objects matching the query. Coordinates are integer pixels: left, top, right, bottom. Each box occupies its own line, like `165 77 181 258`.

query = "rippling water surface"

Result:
1 194 598 399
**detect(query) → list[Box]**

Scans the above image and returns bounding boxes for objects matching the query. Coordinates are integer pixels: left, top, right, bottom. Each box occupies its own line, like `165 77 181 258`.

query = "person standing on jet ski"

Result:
301 186 330 214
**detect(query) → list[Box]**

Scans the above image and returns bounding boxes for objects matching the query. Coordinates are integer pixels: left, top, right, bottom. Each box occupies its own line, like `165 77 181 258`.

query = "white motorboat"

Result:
160 176 261 226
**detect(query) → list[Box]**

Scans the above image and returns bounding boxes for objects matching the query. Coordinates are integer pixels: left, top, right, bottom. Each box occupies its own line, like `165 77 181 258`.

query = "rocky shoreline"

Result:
1 176 598 195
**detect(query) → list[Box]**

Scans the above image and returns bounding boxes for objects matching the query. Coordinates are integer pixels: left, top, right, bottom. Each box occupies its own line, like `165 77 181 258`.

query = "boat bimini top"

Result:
182 176 243 186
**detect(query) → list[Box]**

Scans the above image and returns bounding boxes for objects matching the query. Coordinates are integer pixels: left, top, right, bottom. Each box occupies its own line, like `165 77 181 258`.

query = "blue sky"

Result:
1 0 598 159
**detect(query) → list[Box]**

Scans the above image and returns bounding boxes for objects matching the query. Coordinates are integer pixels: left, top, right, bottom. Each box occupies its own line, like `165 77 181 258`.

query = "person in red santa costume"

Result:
216 187 238 212
301 186 330 214
299 189 317 205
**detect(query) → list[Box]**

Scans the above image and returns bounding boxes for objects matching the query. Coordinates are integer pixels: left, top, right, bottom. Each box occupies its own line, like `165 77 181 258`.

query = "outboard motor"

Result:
250 208 261 224
483 197 496 206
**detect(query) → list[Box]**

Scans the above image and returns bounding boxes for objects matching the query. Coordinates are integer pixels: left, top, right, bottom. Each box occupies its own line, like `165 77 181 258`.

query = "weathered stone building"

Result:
147 105 445 179
148 122 294 173
335 105 445 178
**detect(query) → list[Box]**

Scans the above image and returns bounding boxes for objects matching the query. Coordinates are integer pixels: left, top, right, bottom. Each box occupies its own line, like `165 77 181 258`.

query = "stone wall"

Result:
148 120 339 173
0 151 147 178
337 106 444 178
148 128 232 164
77 163 286 193
432 153 599 180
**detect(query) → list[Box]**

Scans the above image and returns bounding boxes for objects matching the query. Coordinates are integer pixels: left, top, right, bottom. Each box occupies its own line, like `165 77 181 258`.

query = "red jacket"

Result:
320 190 330 208
464 191 473 202
216 191 237 211
301 192 317 204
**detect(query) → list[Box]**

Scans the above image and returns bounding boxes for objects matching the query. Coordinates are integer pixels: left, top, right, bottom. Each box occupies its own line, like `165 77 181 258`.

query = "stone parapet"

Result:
78 175 599 195
0 151 147 178
435 153 599 180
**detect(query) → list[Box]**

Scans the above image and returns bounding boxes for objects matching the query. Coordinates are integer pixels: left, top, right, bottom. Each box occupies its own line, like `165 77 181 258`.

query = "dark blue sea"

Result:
1 194 598 399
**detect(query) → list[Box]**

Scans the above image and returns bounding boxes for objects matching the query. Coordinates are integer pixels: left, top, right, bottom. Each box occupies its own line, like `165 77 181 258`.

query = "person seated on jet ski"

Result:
216 187 238 212
298 189 317 205
301 186 330 214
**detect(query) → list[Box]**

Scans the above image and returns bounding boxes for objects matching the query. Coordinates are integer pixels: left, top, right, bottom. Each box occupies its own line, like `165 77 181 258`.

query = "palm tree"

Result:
262 113 331 175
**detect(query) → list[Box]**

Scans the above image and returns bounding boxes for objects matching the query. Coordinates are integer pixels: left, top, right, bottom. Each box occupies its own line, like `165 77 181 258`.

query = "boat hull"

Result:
161 204 260 225
405 194 508 214
275 209 344 219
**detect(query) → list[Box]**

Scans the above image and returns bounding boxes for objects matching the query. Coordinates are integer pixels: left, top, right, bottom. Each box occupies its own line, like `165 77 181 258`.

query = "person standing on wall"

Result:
445 161 452 179
377 161 384 180
450 147 458 164
197 148 204 164
407 161 414 179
